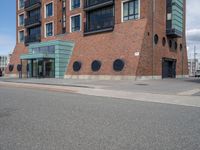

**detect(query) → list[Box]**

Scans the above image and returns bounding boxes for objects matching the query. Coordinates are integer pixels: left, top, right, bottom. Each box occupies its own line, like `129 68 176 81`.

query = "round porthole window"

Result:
91 60 101 72
9 64 14 72
17 64 22 72
113 59 125 72
73 61 82 72
154 34 159 44
162 37 166 46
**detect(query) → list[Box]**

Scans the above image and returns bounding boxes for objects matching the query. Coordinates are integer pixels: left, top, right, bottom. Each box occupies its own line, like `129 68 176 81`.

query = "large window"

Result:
19 14 24 26
71 0 80 10
45 2 53 18
71 15 81 32
122 0 139 21
86 6 114 32
45 22 53 37
19 0 24 9
19 30 24 43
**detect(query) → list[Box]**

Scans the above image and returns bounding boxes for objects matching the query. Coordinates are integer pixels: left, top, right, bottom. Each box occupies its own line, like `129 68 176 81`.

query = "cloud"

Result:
187 29 200 42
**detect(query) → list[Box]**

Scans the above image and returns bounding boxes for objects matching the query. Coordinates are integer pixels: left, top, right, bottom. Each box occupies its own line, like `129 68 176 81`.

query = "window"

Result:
19 30 24 43
122 0 139 22
45 22 53 37
71 0 80 10
19 14 24 26
19 0 24 9
45 2 53 18
71 15 81 32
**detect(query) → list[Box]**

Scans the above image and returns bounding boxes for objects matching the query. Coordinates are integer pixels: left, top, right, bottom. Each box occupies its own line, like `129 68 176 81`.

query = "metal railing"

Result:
84 0 113 9
25 34 41 44
25 15 41 26
25 0 41 9
84 16 114 33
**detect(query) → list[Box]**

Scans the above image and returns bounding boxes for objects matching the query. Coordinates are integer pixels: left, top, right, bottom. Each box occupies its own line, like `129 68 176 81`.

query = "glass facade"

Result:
19 14 24 26
166 0 184 37
19 31 24 43
19 0 24 9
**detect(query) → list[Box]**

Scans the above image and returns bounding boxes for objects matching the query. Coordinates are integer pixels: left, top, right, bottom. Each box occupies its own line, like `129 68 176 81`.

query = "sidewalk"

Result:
0 77 200 107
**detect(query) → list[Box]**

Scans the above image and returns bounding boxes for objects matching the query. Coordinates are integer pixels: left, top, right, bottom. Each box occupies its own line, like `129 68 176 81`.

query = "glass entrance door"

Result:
31 58 55 78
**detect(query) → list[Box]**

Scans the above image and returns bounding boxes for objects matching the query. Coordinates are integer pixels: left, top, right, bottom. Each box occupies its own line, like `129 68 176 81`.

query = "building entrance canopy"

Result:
20 40 74 78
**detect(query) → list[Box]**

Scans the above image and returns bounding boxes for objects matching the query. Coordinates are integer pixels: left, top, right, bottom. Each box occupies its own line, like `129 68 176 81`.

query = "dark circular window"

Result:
180 44 183 51
91 60 101 72
9 64 14 72
154 34 159 44
73 61 82 72
174 41 178 50
17 64 22 72
113 59 125 72
169 40 172 48
162 37 166 46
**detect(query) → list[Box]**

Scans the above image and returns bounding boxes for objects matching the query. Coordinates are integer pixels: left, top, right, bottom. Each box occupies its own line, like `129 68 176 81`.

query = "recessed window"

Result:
113 59 125 72
174 41 178 50
73 61 82 72
45 2 53 18
154 34 159 44
19 30 24 43
122 0 139 22
19 0 24 9
180 44 183 51
71 0 80 10
71 15 81 32
169 40 172 48
19 14 24 26
162 37 166 46
91 60 101 72
45 22 53 37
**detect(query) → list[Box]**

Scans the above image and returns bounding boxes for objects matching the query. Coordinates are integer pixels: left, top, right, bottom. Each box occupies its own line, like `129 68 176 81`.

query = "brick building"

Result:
6 0 188 79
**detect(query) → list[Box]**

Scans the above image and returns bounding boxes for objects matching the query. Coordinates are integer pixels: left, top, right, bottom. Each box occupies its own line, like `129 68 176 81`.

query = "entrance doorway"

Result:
162 58 176 78
31 59 55 78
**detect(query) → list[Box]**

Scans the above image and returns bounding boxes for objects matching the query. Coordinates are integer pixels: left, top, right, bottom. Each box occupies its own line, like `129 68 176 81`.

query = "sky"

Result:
0 0 200 57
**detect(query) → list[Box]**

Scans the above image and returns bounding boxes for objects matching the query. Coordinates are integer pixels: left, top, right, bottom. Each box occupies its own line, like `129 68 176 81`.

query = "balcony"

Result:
25 15 41 28
25 0 41 10
84 16 114 35
84 0 114 11
25 35 41 44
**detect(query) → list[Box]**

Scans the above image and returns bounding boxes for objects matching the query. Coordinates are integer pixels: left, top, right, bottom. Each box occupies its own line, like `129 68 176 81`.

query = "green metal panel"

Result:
20 40 75 78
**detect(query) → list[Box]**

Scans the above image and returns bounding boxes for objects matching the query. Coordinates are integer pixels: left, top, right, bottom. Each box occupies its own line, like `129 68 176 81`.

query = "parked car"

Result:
195 70 200 78
0 69 2 77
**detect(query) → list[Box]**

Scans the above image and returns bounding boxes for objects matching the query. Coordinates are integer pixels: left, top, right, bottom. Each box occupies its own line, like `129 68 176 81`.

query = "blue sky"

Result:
0 0 199 57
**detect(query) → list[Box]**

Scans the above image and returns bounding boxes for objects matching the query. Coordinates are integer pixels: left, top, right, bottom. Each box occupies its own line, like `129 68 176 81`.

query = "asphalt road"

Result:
0 86 200 150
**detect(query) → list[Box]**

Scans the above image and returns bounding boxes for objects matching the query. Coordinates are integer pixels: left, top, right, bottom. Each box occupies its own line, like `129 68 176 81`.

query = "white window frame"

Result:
70 13 82 33
70 0 81 11
18 0 24 10
18 13 25 27
121 0 140 23
44 21 54 38
44 1 54 18
18 29 25 43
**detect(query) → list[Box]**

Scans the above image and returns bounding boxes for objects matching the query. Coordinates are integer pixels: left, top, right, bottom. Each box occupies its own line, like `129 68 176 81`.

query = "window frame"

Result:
18 29 25 43
44 1 54 18
70 14 81 33
70 0 81 10
18 13 25 27
45 21 54 37
18 0 24 10
121 0 140 22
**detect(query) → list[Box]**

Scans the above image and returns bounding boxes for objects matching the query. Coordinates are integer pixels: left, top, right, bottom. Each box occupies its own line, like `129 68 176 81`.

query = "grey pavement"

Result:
0 86 200 150
0 77 200 95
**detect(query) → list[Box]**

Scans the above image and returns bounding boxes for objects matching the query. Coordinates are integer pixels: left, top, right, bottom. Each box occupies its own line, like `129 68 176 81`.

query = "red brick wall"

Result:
8 0 188 77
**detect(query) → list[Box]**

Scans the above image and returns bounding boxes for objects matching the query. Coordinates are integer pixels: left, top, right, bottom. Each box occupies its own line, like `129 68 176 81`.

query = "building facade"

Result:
6 0 188 79
0 55 8 75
